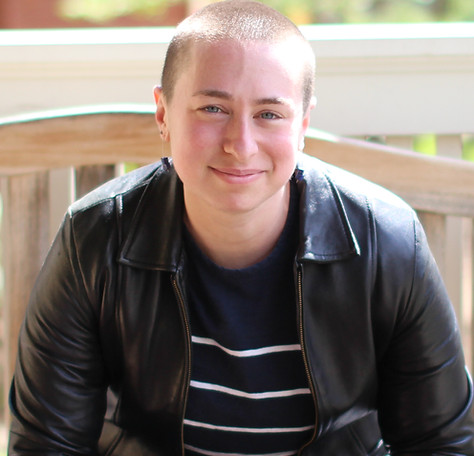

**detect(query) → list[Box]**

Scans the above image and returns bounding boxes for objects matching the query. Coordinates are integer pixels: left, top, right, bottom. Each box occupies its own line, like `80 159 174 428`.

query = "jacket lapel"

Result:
118 166 184 272
296 153 360 263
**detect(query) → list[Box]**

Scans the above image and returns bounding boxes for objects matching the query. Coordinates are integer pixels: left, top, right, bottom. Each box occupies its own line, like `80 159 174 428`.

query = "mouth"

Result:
210 167 264 183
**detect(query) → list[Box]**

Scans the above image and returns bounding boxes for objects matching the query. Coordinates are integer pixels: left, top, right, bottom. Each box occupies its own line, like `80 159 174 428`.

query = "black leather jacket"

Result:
9 153 474 455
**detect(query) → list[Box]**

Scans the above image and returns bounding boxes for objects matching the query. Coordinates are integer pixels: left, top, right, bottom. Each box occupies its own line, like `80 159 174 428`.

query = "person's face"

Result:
155 38 313 216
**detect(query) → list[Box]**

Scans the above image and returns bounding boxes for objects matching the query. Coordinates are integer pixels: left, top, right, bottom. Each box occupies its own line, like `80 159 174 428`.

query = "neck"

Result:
184 183 291 269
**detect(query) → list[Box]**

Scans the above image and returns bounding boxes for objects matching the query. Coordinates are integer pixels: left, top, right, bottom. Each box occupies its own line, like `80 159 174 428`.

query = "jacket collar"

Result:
295 153 360 263
118 167 185 272
118 154 360 271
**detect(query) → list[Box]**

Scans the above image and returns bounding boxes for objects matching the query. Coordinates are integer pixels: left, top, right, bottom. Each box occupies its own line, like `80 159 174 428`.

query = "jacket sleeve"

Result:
377 215 474 454
8 213 108 455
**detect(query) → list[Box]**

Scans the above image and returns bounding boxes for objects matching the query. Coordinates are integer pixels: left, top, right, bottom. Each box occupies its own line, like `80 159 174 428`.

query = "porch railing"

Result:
0 105 474 426
0 23 473 431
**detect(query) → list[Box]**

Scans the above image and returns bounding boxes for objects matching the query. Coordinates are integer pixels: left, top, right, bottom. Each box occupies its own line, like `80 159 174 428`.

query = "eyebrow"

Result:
193 89 232 100
193 89 289 106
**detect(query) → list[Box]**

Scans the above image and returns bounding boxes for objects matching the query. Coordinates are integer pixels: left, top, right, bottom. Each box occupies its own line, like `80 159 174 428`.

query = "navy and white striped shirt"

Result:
183 182 315 456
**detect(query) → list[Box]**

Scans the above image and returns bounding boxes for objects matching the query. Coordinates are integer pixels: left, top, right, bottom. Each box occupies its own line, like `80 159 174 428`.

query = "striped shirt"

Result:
183 182 315 456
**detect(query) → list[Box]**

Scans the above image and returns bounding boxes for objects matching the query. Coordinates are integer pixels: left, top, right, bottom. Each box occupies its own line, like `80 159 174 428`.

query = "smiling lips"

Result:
211 167 265 184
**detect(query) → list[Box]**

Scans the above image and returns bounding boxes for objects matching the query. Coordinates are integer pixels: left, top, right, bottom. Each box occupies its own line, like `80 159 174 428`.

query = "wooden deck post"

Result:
75 164 116 199
0 172 50 422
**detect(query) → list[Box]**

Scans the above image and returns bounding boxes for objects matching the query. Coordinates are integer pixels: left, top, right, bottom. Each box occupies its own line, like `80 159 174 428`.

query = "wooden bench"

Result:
1 104 473 421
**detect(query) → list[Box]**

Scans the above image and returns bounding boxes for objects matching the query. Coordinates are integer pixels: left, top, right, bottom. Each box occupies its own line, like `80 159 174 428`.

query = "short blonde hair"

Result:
161 0 315 112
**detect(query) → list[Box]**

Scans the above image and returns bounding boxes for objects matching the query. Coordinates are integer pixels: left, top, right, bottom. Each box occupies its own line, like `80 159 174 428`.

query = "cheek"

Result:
269 130 299 162
269 134 299 180
168 139 194 182
281 150 298 177
192 120 226 151
169 131 212 185
266 148 297 186
176 118 220 153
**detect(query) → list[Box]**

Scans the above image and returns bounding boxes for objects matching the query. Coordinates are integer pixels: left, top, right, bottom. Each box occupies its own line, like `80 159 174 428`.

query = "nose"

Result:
222 115 258 160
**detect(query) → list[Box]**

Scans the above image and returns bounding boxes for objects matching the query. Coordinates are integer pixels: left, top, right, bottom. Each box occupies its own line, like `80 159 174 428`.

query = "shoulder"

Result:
68 162 163 216
297 152 413 216
61 162 170 268
297 152 421 262
297 152 418 241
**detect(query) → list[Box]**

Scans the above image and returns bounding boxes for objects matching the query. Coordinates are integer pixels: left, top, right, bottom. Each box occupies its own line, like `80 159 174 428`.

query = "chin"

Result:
214 197 261 214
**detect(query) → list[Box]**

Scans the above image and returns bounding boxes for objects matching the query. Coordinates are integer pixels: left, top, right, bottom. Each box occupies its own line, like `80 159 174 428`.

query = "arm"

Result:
9 213 108 455
378 217 474 454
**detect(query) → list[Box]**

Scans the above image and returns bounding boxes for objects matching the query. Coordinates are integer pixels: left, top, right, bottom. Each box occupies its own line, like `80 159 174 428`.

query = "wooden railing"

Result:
1 105 474 426
308 129 474 358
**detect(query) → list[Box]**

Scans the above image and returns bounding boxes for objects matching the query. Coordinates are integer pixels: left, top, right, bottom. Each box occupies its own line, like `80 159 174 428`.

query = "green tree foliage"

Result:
265 0 474 23
58 0 474 24
58 0 180 23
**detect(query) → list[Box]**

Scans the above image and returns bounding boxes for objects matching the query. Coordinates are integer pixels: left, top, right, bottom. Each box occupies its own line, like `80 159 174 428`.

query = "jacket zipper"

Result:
171 275 192 456
296 266 319 454
173 267 318 454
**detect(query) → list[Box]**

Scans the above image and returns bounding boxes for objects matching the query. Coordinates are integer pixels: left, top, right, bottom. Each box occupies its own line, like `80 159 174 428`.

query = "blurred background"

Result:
0 2 473 455
0 0 473 28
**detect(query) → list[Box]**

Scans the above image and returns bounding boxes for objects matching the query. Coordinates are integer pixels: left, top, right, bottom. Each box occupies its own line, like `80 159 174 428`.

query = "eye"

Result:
203 105 222 113
259 111 280 120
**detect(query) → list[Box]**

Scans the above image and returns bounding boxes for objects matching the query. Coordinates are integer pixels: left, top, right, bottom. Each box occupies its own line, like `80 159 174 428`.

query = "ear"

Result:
298 96 316 150
153 85 170 141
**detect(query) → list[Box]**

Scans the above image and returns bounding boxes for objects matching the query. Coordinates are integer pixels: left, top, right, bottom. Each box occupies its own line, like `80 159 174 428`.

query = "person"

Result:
8 0 474 454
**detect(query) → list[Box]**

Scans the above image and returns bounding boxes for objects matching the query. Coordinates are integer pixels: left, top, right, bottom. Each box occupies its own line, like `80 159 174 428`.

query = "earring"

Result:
159 127 170 171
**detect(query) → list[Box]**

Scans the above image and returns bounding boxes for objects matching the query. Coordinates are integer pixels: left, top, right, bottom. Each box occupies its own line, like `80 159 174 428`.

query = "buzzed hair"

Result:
160 0 315 113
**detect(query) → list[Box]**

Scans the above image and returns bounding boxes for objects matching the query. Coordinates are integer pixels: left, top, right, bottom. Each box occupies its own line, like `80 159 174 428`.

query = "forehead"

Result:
179 38 307 96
